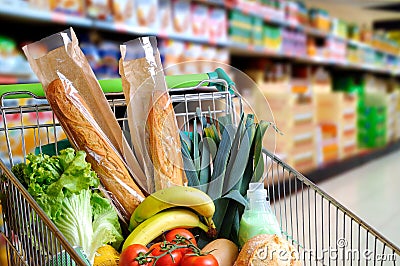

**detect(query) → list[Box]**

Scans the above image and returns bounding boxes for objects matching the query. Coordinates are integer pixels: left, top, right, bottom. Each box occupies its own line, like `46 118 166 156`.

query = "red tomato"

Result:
180 253 219 266
149 242 182 266
119 244 151 266
165 228 197 255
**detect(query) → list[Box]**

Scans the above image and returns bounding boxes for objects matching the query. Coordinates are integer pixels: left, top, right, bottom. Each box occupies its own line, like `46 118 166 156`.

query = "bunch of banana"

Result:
122 186 217 251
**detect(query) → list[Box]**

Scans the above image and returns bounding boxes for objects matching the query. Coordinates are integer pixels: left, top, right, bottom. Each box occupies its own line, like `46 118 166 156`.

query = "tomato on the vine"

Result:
149 242 182 266
180 252 219 266
119 244 151 266
165 228 197 255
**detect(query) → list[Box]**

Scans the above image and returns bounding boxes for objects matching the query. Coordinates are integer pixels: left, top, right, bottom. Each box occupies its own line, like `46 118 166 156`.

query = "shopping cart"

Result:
0 69 399 266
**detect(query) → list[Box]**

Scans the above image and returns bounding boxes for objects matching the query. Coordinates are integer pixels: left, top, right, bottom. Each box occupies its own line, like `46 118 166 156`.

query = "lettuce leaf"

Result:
13 148 122 264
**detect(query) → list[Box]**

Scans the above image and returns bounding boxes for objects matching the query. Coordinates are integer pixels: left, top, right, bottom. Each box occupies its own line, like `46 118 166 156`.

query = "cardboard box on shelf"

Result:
172 0 192 36
160 39 185 75
208 7 228 43
112 0 134 23
158 0 173 34
191 3 209 39
133 0 158 28
49 0 85 15
86 0 113 20
263 91 317 173
316 92 358 160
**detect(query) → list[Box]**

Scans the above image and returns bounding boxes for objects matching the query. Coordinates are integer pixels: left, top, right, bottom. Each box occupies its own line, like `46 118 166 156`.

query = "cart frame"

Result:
0 79 399 265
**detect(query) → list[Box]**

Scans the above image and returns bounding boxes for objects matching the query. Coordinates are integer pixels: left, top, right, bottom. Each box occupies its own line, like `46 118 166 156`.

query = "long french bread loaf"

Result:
46 78 145 221
147 90 187 190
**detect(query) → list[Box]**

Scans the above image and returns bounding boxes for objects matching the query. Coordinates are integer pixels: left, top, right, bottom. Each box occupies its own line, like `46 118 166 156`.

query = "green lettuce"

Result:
13 148 122 264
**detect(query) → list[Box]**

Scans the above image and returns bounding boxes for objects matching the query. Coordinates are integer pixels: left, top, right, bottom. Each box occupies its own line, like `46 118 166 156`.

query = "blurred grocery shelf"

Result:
1 0 400 175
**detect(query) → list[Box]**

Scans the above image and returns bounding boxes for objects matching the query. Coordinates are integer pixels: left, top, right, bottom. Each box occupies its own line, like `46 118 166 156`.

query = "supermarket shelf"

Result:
226 2 399 58
229 42 398 76
0 71 35 85
94 20 229 46
0 4 398 75
0 4 228 47
0 5 92 27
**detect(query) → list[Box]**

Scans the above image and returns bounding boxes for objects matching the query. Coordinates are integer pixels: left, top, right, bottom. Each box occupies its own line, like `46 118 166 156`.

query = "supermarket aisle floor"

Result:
316 149 400 247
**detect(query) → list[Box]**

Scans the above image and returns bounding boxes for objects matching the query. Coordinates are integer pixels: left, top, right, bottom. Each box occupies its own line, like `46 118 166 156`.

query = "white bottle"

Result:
238 182 282 247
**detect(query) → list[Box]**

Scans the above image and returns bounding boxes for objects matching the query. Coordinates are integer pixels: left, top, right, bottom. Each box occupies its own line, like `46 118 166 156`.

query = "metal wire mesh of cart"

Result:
263 150 400 265
0 82 399 265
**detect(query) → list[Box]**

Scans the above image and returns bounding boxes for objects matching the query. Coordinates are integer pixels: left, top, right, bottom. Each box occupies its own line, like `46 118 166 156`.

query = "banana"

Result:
122 208 210 251
129 186 216 231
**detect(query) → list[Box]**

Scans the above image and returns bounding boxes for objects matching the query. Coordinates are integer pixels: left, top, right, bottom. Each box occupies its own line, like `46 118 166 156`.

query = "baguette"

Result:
234 234 301 266
46 78 145 221
147 90 187 190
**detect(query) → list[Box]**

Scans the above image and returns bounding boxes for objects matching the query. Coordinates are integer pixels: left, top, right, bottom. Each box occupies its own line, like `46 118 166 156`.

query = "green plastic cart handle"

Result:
0 68 235 99
166 68 235 93
0 79 123 99
165 73 210 89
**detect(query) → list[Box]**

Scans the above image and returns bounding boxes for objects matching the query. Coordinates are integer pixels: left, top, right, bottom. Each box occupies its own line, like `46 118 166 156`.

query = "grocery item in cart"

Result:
120 36 187 193
238 182 281 247
234 234 300 266
11 148 123 264
22 27 146 223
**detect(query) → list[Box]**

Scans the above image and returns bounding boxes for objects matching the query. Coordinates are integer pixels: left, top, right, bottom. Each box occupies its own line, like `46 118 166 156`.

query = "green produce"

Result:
129 186 215 231
12 148 123 264
180 108 278 246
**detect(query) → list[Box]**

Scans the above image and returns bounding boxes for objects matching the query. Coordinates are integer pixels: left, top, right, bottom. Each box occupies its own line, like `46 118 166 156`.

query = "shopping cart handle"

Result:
0 79 123 99
166 68 235 93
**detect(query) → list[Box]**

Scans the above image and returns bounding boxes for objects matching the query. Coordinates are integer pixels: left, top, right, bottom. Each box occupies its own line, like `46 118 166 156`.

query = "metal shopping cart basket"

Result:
0 69 399 265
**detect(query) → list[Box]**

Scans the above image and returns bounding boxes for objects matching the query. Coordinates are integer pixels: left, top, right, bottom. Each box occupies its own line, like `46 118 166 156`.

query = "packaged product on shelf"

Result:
309 8 331 32
49 0 85 15
191 3 209 39
331 18 348 39
199 45 217 73
284 0 299 25
0 36 34 80
208 7 228 43
158 0 173 34
23 27 147 224
111 0 134 23
0 36 17 74
86 0 113 20
80 41 101 75
119 36 187 192
97 40 120 79
263 24 282 52
134 0 158 28
214 47 230 68
2 0 29 7
159 39 185 75
172 0 192 36
182 42 203 74
251 16 263 47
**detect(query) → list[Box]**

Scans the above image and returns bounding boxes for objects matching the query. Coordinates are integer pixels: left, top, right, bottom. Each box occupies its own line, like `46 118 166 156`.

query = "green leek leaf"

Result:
207 124 235 199
251 121 272 183
199 137 211 192
180 134 200 186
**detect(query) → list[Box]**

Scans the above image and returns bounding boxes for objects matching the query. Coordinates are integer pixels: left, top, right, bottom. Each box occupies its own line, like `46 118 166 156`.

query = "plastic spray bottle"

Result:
238 182 282 247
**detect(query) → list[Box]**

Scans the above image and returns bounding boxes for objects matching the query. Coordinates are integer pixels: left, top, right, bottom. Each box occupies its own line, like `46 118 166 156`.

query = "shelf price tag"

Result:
159 29 168 39
51 12 67 24
114 23 128 33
